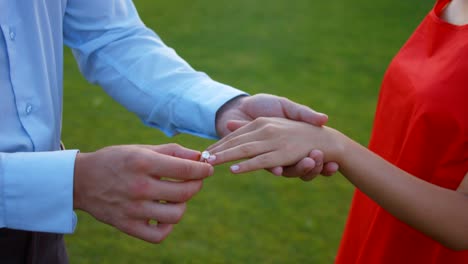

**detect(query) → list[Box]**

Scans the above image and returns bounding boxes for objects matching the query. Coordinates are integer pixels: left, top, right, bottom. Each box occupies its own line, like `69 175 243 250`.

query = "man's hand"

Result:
215 94 339 178
73 144 213 243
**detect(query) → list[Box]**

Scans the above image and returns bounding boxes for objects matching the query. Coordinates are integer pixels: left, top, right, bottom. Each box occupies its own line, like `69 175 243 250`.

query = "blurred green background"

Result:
63 0 432 263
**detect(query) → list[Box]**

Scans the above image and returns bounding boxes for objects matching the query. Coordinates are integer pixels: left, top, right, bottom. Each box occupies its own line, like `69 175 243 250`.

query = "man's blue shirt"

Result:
0 0 244 233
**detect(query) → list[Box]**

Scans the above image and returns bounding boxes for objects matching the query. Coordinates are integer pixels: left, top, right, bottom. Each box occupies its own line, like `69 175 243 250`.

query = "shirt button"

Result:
9 29 16 41
25 104 33 114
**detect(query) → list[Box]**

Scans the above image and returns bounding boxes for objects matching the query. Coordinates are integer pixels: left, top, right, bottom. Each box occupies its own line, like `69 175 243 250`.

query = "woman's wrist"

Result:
321 126 348 165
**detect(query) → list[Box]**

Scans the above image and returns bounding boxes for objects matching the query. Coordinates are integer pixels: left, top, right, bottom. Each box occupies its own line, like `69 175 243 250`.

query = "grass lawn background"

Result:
63 0 432 263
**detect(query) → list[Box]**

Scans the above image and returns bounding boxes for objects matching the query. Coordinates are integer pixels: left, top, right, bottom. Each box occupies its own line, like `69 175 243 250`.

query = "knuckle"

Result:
278 96 290 106
262 124 277 136
224 140 238 150
256 155 270 166
166 143 181 151
123 201 140 217
129 177 151 199
256 116 268 124
239 144 254 156
125 153 150 172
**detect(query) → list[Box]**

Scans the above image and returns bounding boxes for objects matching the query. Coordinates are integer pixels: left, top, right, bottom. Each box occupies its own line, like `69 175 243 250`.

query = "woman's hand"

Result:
207 117 344 174
215 94 339 177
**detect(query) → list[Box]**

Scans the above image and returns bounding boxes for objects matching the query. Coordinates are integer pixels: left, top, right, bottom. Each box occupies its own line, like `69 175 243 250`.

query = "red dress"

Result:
335 0 468 263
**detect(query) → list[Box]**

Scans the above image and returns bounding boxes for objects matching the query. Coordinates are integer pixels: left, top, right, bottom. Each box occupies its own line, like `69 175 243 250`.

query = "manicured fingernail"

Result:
207 155 216 162
230 165 240 172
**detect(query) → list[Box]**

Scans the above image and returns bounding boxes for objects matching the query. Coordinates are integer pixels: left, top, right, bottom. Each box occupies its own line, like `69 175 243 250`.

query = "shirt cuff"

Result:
0 150 79 234
146 79 248 139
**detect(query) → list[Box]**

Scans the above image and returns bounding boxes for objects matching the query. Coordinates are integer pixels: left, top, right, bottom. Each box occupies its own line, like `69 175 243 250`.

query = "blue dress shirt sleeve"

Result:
63 0 246 139
0 150 79 233
0 0 246 235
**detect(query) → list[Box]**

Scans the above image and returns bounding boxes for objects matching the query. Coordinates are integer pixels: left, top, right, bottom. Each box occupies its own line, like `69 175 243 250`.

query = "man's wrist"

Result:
215 95 248 137
73 152 91 211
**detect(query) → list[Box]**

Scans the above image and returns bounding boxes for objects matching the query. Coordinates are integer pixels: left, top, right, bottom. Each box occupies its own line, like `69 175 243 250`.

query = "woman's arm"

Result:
338 139 468 251
207 117 468 250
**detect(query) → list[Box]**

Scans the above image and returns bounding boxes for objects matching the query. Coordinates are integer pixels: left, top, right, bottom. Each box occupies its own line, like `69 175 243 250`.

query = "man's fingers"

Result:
281 149 323 178
298 150 325 181
129 201 187 224
226 120 250 132
282 157 317 178
322 162 340 176
275 149 330 181
135 179 204 203
144 153 213 180
298 155 323 181
280 97 328 126
124 221 174 244
309 148 339 177
141 143 202 161
268 166 283 176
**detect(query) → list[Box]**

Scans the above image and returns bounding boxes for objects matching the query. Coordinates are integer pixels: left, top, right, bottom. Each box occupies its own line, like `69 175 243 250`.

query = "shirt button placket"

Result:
9 28 16 41
25 104 33 115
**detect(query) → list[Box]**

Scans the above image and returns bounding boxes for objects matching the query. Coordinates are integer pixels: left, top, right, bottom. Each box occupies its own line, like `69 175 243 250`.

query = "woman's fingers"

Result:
229 151 290 174
210 142 274 166
209 131 271 163
208 121 257 151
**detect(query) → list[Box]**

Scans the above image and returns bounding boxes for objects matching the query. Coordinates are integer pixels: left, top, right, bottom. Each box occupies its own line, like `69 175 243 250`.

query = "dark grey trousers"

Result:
0 228 68 264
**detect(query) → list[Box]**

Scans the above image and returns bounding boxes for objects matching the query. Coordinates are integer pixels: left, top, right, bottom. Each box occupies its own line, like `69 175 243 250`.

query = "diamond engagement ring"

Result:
200 151 211 162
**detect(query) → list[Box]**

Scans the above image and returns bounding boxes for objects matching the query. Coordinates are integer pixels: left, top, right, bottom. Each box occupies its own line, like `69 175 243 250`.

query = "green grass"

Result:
63 1 432 263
